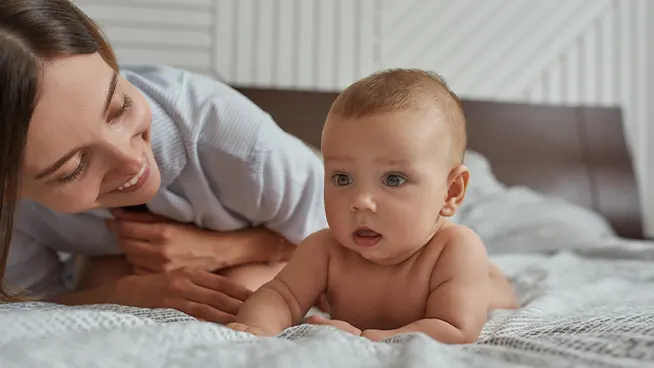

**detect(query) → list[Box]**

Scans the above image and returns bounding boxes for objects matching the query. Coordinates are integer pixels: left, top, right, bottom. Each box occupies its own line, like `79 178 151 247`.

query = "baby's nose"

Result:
351 193 377 213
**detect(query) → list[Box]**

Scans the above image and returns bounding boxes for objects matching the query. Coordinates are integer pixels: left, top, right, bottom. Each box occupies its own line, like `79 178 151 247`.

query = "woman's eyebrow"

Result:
103 71 118 116
33 72 117 181
34 149 80 180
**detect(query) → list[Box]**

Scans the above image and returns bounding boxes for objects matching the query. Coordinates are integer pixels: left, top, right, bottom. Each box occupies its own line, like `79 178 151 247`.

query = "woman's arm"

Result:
47 254 253 324
107 209 295 274
7 226 252 323
199 225 295 266
198 94 328 246
48 257 131 306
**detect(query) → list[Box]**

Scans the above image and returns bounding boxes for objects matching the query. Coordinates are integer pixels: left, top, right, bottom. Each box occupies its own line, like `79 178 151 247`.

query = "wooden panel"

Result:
580 107 643 239
462 101 592 209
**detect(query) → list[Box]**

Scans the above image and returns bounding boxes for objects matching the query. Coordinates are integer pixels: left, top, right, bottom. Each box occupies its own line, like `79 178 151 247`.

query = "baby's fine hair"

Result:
329 68 467 164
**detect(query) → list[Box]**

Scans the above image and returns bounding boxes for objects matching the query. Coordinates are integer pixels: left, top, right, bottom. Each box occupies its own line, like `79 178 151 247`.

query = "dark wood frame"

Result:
234 86 643 239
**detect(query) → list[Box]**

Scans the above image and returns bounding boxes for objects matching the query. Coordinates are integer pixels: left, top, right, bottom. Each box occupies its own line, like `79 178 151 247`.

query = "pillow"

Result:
462 149 506 202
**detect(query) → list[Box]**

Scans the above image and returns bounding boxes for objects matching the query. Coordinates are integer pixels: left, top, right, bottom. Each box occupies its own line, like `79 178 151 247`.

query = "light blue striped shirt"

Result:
7 65 328 296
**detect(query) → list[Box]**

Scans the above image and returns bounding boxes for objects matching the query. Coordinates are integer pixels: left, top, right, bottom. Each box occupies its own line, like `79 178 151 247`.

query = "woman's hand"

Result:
52 261 252 324
106 209 223 273
106 209 294 274
118 267 253 324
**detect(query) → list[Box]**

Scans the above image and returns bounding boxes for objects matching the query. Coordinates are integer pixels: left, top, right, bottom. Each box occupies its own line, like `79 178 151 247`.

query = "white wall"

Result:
74 0 654 236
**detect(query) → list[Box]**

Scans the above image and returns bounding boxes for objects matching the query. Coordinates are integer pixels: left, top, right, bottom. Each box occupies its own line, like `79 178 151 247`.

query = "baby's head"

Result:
321 68 469 264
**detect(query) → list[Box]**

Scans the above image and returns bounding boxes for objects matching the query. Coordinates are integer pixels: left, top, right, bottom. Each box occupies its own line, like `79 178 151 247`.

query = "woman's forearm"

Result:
48 255 134 306
48 278 128 306
218 226 295 268
74 255 133 289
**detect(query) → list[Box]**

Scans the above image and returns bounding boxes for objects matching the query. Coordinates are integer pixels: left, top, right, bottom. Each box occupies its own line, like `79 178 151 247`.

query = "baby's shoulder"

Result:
436 223 484 247
422 222 484 255
298 228 341 254
427 223 488 278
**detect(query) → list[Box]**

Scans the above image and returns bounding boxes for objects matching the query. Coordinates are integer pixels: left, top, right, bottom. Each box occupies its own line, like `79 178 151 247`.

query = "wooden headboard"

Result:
234 86 643 240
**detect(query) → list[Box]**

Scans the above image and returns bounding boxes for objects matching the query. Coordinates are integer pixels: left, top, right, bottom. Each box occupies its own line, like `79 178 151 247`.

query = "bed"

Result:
2 87 654 368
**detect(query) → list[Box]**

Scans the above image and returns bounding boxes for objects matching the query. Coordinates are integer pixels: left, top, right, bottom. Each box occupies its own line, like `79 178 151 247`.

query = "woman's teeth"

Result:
118 164 146 191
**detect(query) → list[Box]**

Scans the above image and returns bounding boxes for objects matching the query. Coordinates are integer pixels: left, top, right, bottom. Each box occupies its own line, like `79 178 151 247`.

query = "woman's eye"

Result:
58 153 89 185
108 95 133 124
383 174 407 187
332 173 353 186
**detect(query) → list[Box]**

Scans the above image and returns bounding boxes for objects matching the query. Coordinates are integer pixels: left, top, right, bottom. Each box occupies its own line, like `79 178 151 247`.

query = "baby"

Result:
227 69 517 344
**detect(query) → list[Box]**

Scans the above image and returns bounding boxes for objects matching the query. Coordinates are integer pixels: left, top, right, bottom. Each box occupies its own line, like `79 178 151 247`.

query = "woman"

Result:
0 1 327 324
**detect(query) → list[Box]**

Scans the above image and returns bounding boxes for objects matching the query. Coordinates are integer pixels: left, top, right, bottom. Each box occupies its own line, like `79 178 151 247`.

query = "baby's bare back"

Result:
324 234 447 331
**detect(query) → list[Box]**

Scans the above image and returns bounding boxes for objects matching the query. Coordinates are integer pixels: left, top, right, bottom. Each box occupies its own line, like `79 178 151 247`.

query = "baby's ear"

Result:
440 165 470 217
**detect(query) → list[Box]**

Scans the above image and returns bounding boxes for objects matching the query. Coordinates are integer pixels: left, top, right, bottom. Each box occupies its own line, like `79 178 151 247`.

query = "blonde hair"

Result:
329 68 467 163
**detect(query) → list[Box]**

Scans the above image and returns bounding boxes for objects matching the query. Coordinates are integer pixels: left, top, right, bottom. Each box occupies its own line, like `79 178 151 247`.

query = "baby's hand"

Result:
306 315 362 336
226 322 272 337
361 329 388 342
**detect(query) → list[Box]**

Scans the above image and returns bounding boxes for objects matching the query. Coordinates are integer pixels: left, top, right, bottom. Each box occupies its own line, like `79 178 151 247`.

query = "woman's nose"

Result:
106 134 145 173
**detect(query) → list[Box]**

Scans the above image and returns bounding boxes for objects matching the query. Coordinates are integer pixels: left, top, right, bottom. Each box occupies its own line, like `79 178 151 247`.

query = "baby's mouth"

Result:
352 228 382 248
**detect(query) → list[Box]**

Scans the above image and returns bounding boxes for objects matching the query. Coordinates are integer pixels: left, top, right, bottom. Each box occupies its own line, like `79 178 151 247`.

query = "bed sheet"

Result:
2 240 654 368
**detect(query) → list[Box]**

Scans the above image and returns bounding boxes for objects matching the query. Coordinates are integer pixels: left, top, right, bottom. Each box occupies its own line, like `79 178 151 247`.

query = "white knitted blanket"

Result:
2 242 654 368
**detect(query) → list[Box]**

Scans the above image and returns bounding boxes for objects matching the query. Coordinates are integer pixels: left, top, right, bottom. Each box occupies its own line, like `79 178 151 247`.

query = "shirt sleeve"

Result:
5 221 67 299
245 120 329 244
193 82 328 245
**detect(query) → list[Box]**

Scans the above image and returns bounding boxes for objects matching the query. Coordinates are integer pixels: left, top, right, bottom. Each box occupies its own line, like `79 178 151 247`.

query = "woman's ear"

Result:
440 165 470 217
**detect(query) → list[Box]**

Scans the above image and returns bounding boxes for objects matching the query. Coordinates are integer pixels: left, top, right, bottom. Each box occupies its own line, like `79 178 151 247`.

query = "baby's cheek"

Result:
384 209 417 234
388 207 436 240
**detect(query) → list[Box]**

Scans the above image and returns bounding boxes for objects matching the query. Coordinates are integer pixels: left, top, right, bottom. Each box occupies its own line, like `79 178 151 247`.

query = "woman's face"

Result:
19 53 162 213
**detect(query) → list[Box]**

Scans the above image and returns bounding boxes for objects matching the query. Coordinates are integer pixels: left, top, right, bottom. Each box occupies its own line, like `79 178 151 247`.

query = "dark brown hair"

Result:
329 68 467 163
0 0 117 302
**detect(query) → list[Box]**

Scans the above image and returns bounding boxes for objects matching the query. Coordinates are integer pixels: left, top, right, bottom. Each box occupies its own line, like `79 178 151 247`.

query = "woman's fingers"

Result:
118 238 156 256
183 280 243 315
176 299 236 324
190 270 253 302
133 266 150 275
124 253 162 273
111 208 171 223
165 271 241 324
106 219 169 242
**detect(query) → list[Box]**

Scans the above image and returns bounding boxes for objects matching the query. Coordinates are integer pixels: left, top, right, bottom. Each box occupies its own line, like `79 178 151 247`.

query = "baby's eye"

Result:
383 174 407 187
332 173 353 186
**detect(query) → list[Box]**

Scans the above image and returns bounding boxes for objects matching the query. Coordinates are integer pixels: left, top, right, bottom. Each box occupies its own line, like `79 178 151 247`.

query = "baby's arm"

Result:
362 227 490 343
227 229 331 336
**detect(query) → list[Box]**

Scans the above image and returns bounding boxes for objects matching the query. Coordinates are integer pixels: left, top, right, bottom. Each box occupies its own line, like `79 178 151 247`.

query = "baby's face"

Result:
321 108 461 264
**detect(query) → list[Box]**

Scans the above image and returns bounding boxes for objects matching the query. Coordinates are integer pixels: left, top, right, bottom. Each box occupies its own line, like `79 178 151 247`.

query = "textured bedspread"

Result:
3 152 654 367
2 242 654 368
